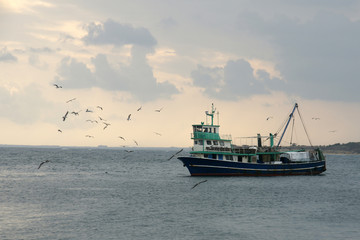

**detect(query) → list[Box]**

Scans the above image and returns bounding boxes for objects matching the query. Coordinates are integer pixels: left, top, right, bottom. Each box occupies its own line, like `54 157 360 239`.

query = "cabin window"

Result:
209 128 212 133
198 140 203 145
194 126 202 132
204 128 208 132
225 155 233 160
218 154 223 160
194 140 198 145
213 141 218 145
220 141 224 146
206 140 212 145
214 128 217 133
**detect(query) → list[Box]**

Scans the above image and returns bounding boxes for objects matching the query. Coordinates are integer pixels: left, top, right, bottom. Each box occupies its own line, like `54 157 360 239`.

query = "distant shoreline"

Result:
322 151 360 155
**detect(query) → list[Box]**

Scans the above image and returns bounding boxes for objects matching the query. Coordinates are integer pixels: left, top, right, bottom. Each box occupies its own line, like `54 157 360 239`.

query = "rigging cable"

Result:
274 108 293 138
296 107 313 147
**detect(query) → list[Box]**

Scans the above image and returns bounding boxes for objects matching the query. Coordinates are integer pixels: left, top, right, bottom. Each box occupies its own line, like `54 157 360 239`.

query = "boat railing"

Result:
205 146 232 152
191 132 232 141
221 134 232 140
232 146 257 154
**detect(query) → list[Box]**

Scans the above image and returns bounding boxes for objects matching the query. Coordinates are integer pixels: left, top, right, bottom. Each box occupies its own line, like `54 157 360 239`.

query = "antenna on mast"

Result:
205 103 216 125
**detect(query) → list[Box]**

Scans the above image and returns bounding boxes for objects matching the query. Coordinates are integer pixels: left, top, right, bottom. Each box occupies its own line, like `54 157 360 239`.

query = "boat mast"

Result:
205 103 216 126
276 103 298 148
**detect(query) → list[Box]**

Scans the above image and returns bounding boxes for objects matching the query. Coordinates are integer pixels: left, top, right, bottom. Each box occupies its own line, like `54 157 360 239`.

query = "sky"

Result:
0 0 360 148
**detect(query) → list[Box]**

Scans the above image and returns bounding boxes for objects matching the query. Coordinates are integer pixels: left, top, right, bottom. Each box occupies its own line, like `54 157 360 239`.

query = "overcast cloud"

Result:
82 19 157 48
0 47 17 62
0 0 359 146
56 19 178 101
235 10 360 101
191 59 284 100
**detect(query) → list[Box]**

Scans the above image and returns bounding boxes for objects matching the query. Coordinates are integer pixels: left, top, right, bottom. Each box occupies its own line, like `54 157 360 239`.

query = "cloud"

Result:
55 19 178 101
55 57 96 88
55 47 179 101
29 47 53 53
191 59 283 100
159 17 178 30
0 47 17 62
28 54 48 70
82 19 157 48
0 84 50 124
237 11 360 101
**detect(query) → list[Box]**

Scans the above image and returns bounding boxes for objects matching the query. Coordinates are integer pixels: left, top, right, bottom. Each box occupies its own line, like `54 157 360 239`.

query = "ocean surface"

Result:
0 146 359 240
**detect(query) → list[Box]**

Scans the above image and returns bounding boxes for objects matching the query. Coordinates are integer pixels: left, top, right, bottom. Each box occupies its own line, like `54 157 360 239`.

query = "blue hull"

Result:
178 157 326 176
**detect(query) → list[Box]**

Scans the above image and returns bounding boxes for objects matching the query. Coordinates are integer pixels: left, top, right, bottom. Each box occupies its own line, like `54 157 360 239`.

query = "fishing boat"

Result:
178 103 326 176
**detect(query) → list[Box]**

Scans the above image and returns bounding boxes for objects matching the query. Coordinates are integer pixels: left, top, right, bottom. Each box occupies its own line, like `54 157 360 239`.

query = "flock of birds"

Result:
36 83 206 187
53 83 167 144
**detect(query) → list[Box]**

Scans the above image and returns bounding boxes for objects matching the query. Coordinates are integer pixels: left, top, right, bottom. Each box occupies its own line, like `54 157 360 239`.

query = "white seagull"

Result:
103 122 111 130
66 98 76 103
62 111 69 121
38 160 50 169
166 148 184 161
71 111 81 116
191 180 207 189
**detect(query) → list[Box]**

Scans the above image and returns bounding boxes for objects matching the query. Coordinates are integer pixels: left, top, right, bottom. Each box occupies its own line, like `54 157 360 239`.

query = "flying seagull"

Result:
155 107 163 112
71 111 81 116
57 129 62 133
97 106 103 110
86 109 93 113
137 106 142 111
266 116 273 121
66 98 76 103
118 136 126 141
127 114 131 121
98 116 106 121
133 140 138 146
125 150 134 153
312 117 320 120
85 135 94 138
103 122 111 130
53 84 62 88
191 180 207 189
62 111 69 121
38 160 50 169
154 132 162 136
166 148 184 161
86 119 98 123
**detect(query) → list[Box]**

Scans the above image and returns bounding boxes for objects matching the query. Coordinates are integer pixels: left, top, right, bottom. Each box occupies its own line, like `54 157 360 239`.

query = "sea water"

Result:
0 146 359 240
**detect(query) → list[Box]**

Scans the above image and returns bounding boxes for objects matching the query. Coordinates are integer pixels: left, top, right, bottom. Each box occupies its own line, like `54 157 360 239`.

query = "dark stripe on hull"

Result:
178 157 326 176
